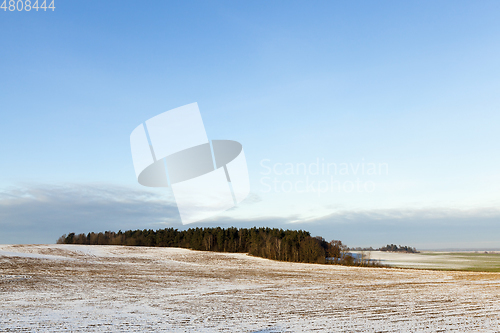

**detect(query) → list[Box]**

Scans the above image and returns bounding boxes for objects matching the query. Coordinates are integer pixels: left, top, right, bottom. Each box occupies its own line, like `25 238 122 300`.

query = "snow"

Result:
1 245 500 332
358 250 500 270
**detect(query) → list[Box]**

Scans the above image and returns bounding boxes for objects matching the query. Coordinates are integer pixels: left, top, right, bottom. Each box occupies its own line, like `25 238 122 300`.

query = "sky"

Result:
1 1 499 248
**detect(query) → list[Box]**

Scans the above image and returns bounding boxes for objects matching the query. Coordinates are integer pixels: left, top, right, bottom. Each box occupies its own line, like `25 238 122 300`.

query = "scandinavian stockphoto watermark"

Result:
130 103 250 224
260 158 388 195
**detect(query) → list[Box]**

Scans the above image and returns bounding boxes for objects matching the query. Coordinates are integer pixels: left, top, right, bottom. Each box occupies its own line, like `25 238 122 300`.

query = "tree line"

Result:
57 227 383 266
350 244 419 253
379 244 419 253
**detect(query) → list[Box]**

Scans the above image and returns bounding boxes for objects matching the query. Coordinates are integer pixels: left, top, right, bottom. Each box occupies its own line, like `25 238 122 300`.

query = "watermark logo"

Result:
130 103 250 224
260 158 388 196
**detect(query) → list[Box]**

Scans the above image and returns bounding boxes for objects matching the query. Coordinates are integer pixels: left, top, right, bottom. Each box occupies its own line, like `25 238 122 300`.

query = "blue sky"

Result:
1 1 499 248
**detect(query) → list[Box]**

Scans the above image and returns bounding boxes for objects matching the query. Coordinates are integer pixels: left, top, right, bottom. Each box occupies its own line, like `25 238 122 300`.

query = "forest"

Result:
57 227 383 266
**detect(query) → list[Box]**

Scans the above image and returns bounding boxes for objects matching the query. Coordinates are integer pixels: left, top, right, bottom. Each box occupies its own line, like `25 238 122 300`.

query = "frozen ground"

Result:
1 245 500 332
356 251 500 271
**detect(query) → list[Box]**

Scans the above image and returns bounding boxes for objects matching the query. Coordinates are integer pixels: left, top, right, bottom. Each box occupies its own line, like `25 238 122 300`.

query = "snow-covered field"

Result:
1 245 500 332
355 250 500 271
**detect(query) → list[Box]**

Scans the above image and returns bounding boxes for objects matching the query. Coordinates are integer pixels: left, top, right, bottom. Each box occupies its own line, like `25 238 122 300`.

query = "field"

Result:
1 245 500 332
356 251 500 272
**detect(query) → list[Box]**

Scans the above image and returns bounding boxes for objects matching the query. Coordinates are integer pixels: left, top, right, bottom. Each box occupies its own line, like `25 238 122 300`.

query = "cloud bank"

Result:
1 183 499 249
0 184 180 244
